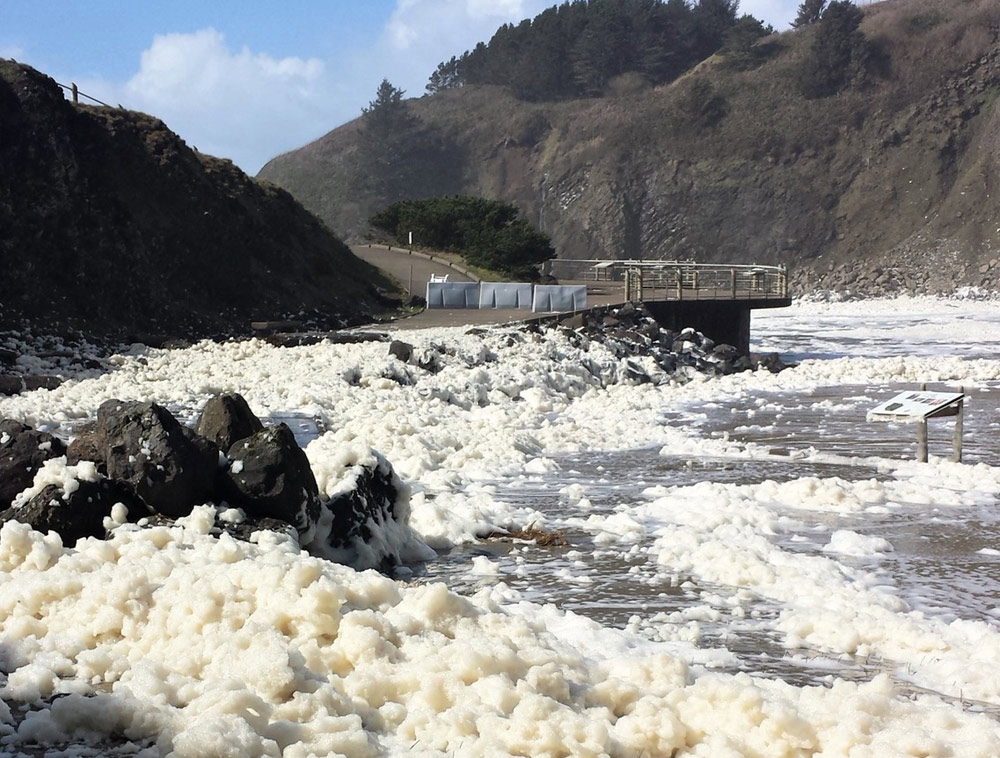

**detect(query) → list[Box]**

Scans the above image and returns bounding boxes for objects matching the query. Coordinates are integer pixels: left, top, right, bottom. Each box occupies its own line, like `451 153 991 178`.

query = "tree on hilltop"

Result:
358 79 419 201
423 0 753 102
793 0 827 28
798 0 871 98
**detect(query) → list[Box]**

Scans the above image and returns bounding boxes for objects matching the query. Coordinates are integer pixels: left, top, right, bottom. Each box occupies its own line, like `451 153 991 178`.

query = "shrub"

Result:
370 196 554 279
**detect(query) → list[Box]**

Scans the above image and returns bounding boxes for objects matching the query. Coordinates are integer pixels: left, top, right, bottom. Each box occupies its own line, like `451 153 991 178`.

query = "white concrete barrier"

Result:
479 283 533 309
531 285 587 313
426 282 587 312
426 282 481 308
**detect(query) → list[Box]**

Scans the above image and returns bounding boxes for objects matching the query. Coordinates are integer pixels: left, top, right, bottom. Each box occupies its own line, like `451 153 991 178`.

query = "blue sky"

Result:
1 0 809 174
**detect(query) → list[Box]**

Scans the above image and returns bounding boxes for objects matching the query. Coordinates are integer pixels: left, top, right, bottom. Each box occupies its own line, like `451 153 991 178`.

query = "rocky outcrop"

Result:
3 477 148 543
0 420 67 509
0 59 393 339
531 303 788 385
93 400 219 518
1 394 419 568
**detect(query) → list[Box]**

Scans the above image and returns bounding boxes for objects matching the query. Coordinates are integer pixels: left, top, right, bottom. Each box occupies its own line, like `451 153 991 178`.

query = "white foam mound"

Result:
0 510 997 757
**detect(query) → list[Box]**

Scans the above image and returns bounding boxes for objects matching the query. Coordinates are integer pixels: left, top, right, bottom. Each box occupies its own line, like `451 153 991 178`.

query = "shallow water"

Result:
413 306 1000 717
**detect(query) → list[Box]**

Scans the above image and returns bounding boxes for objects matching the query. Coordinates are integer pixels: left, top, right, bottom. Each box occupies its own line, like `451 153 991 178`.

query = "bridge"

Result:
550 260 791 353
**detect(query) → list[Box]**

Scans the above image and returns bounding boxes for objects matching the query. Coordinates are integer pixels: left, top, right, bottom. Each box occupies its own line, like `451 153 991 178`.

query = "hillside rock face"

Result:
0 60 393 339
259 2 1000 296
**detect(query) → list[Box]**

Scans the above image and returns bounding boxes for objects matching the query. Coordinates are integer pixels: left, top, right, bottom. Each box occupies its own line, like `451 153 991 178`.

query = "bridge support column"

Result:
643 301 752 354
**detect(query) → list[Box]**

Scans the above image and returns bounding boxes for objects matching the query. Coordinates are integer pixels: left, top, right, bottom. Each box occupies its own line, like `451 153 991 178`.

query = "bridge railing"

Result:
626 262 788 302
547 259 788 302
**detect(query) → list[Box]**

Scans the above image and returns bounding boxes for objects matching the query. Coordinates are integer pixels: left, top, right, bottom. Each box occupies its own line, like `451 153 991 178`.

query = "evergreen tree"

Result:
798 0 870 98
792 0 827 28
423 0 759 102
426 57 462 94
691 0 740 60
358 80 419 201
722 15 773 70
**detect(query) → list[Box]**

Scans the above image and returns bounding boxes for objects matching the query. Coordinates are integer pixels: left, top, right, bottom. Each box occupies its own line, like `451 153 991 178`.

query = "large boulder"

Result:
306 444 433 571
324 457 402 553
220 423 322 540
194 393 264 451
1 473 148 545
0 420 67 509
66 423 106 471
95 400 218 517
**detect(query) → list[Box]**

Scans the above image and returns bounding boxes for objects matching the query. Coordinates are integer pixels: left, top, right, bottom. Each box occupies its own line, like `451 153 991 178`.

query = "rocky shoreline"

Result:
1 393 412 572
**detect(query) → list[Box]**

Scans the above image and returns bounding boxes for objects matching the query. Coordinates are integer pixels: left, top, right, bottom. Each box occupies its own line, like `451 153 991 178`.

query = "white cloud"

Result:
113 28 343 173
383 0 549 54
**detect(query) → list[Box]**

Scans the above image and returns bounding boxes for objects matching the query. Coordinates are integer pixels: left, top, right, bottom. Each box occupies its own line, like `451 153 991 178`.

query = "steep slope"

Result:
0 61 395 340
259 0 1000 296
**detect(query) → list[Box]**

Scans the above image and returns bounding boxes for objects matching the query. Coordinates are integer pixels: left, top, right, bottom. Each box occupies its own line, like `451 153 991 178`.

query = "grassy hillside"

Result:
259 0 1000 296
0 61 396 340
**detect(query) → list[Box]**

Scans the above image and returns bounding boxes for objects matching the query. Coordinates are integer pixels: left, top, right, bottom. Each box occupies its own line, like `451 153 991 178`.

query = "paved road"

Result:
351 244 475 294
351 243 625 330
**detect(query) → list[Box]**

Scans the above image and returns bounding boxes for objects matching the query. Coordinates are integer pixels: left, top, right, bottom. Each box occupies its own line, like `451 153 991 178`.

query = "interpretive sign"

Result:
867 391 964 421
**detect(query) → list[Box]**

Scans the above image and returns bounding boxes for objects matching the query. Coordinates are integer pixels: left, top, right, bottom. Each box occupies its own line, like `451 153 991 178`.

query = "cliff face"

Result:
259 0 1000 296
0 61 393 340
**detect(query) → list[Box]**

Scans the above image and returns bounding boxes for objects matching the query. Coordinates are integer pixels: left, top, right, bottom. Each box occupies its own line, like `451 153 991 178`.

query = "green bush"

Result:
370 196 554 279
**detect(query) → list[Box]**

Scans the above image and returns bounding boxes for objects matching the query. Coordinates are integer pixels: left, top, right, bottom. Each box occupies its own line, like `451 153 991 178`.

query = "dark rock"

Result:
407 295 427 308
1 477 149 545
389 340 414 363
413 347 443 373
0 376 25 396
712 343 742 360
0 375 64 395
325 332 390 344
624 360 651 384
322 453 402 553
66 424 107 471
0 348 17 366
751 353 790 373
221 423 322 538
0 420 67 510
97 400 218 518
265 332 326 347
194 393 264 451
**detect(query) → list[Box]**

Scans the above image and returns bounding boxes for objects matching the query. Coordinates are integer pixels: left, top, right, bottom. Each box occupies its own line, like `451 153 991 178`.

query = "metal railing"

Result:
623 262 788 302
546 259 788 302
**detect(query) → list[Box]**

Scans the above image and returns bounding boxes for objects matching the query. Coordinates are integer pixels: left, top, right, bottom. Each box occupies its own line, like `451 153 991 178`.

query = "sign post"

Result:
867 385 965 462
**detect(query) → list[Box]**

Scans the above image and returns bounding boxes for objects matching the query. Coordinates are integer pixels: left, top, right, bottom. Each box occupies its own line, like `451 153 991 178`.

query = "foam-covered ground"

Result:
1 297 999 756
